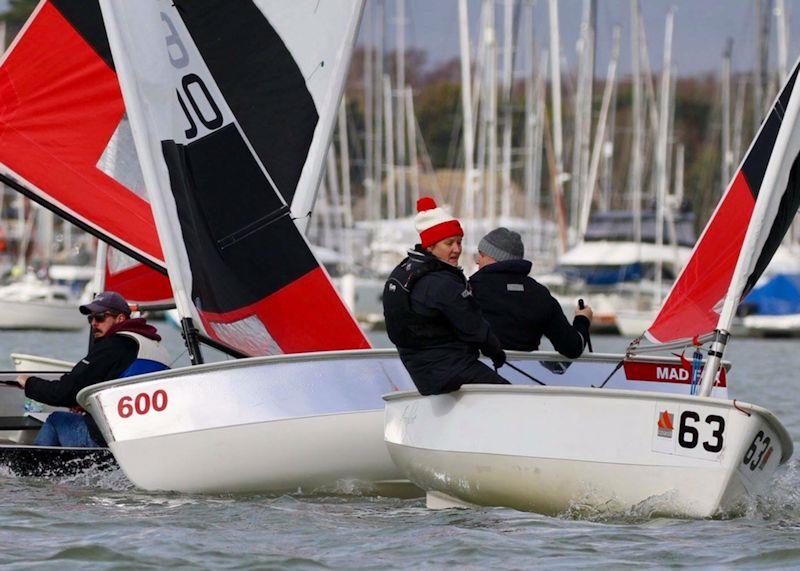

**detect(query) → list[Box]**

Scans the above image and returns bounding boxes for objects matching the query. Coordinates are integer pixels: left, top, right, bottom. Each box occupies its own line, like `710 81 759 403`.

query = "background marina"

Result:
0 0 799 567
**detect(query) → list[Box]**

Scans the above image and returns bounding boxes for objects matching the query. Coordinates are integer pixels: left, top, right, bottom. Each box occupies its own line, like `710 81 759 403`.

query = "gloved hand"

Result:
490 349 506 369
481 344 506 369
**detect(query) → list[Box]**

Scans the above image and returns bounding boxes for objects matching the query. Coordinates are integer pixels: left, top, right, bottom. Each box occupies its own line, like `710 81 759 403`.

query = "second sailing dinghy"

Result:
384 55 800 518
73 0 425 494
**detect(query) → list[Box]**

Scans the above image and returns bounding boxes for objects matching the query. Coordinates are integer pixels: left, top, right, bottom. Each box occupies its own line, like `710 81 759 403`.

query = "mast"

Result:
500 0 514 220
405 88 420 211
373 0 385 220
395 0 407 216
363 4 375 221
578 25 620 239
630 0 643 250
548 0 566 251
383 74 396 219
654 9 674 304
722 38 733 193
523 0 535 221
487 2 498 224
458 0 476 232
99 0 203 364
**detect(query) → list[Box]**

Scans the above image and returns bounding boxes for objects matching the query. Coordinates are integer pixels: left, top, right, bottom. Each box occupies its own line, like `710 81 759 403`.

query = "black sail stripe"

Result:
162 124 318 313
741 63 800 198
50 0 115 71
744 149 800 296
173 0 318 205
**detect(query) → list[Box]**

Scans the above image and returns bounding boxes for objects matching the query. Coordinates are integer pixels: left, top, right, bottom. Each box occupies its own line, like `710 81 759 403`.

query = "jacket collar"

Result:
472 258 532 277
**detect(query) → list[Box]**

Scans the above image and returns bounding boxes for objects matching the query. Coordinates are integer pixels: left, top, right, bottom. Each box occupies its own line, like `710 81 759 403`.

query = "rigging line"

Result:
594 359 624 389
503 361 546 386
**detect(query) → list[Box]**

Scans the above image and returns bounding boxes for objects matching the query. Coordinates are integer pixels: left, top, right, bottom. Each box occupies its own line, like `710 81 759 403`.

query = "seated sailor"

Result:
383 197 509 395
469 227 593 358
15 291 170 447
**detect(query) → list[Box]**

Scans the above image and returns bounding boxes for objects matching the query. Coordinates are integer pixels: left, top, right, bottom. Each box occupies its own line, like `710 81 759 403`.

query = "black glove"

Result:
481 345 506 369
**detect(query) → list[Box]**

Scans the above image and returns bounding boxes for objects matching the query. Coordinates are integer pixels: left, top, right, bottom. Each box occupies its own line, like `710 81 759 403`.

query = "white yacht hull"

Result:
0 299 83 330
615 309 656 338
384 386 792 518
742 313 800 337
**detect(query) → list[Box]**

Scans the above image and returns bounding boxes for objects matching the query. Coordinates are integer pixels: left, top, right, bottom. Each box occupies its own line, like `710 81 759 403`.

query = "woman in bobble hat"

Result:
382 197 509 395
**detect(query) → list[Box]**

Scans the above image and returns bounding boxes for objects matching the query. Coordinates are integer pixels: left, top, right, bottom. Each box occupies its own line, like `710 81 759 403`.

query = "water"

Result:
1 327 799 568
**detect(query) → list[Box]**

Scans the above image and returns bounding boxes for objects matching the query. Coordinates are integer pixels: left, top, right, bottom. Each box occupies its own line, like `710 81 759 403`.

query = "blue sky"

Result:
358 0 800 77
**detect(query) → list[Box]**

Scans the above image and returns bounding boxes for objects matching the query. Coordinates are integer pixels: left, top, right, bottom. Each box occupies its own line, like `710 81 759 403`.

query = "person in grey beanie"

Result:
469 228 593 358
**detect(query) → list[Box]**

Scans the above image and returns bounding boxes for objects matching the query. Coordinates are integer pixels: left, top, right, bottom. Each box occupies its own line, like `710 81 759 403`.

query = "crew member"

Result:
469 227 592 358
383 197 508 395
16 291 170 447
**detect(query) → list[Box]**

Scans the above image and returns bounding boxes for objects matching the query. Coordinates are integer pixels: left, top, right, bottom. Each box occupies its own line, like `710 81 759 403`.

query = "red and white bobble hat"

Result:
415 197 464 248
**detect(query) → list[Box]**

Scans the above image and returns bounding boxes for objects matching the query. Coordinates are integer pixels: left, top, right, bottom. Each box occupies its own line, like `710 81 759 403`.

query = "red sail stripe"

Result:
198 266 370 353
0 3 163 263
647 171 756 343
105 262 173 305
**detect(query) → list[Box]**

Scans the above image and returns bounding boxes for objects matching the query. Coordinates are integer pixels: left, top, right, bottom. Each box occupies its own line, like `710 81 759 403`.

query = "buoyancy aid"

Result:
117 331 171 377
383 248 462 348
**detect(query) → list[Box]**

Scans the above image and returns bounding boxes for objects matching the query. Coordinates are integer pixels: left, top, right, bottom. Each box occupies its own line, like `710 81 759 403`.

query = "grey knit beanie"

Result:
478 227 524 261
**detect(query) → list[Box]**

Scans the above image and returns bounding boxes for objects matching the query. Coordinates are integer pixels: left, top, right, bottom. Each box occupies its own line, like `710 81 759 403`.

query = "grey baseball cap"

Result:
79 291 131 316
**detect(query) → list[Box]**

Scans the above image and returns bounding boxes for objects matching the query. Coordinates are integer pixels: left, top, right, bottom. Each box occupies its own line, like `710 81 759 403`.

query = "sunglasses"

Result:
87 311 119 324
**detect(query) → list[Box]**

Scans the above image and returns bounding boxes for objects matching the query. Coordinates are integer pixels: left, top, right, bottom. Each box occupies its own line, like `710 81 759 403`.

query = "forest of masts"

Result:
309 0 793 267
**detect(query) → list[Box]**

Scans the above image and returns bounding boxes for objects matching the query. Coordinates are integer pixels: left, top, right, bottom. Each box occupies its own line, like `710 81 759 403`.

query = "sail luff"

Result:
291 0 366 234
97 0 198 333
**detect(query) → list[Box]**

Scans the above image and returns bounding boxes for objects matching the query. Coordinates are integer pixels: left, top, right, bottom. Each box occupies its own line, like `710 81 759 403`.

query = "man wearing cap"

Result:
15 291 170 447
383 197 509 395
470 227 593 358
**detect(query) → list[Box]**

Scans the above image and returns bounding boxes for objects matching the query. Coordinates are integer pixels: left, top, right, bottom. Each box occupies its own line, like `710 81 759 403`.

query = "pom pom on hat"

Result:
414 196 464 248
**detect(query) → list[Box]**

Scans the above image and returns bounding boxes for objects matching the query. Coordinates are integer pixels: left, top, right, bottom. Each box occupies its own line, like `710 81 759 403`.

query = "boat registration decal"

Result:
738 425 780 489
117 390 168 418
625 361 727 387
651 404 727 460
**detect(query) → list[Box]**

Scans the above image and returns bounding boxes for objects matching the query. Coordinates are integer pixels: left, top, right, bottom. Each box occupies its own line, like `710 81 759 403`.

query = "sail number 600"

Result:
117 390 168 418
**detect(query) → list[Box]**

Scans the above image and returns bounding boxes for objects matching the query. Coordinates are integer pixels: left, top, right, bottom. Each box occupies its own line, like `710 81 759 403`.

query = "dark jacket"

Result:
384 246 503 395
25 318 163 444
469 259 589 358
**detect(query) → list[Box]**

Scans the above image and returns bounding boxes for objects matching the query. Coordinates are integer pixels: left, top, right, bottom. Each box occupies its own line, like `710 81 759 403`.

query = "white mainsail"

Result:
99 0 369 359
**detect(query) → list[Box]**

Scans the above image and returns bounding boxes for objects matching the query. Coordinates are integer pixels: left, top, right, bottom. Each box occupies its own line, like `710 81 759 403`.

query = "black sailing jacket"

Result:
25 319 163 444
469 259 589 358
383 246 503 395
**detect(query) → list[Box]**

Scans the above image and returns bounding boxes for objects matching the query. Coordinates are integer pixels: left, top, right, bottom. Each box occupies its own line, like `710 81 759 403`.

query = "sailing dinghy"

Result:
384 55 800 518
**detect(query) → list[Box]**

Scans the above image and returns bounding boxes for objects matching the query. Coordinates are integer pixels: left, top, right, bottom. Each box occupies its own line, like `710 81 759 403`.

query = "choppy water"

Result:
1 327 799 569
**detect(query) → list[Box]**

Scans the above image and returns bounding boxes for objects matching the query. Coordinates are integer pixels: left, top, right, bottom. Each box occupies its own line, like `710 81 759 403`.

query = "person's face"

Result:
88 311 126 339
475 251 495 269
427 236 463 266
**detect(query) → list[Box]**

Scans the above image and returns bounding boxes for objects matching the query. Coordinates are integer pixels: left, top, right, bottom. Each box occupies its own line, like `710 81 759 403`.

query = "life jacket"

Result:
117 331 171 377
383 249 461 348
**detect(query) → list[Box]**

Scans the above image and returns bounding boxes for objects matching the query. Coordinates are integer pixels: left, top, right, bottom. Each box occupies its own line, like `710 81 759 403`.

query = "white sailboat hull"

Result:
384 386 792 518
0 299 84 330
78 349 420 495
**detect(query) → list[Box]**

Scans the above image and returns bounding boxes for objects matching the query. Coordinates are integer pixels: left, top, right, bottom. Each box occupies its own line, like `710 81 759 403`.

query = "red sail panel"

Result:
0 2 163 265
197 267 369 355
105 262 173 306
646 172 755 343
